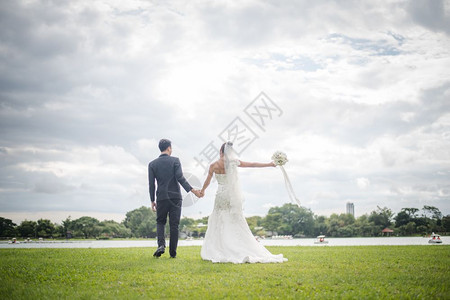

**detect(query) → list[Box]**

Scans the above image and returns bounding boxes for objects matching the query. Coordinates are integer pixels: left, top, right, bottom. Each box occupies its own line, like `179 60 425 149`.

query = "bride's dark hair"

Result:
220 141 233 154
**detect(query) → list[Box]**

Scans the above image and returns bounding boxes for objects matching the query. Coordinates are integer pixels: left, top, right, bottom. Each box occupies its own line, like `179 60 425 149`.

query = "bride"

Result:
199 142 287 264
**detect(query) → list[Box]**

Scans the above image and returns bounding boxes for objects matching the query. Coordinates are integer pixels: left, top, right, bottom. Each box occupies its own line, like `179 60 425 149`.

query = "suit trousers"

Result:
156 199 182 257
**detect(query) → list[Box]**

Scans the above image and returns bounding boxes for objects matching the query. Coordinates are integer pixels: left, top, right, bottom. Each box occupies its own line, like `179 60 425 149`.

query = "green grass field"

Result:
1 246 449 299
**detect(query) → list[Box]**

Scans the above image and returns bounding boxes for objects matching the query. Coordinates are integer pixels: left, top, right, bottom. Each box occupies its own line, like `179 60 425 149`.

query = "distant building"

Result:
346 202 354 217
382 227 394 236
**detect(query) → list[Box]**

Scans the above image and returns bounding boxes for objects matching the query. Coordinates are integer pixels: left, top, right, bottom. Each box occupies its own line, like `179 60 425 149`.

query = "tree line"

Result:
1 204 448 239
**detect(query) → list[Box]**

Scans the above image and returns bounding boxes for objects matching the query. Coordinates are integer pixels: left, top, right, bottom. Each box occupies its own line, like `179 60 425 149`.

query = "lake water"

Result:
1 236 448 249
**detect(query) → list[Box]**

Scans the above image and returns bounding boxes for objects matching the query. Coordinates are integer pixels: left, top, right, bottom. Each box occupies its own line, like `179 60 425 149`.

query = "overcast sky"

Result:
1 0 449 224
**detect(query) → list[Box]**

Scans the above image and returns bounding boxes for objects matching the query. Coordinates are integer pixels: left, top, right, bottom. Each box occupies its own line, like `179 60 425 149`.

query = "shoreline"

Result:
1 236 448 249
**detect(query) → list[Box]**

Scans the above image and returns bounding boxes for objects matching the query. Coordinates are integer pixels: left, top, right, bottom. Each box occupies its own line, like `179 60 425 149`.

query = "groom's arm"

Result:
174 158 193 193
148 163 156 203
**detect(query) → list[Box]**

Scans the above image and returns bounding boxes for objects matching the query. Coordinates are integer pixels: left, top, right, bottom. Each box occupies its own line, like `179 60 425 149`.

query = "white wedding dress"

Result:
201 150 287 264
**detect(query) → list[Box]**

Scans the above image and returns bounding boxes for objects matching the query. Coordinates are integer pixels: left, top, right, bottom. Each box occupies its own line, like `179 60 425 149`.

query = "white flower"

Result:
272 151 288 166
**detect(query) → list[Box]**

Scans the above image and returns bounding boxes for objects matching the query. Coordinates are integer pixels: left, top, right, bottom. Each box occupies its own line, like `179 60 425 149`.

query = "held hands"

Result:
192 189 203 198
151 189 203 212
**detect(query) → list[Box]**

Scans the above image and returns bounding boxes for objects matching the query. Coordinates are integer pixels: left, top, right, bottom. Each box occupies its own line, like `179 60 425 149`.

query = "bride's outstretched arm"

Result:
239 160 276 168
200 165 214 196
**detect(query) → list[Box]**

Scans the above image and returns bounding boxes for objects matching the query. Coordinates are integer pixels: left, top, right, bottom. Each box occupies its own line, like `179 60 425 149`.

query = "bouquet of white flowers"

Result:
271 150 300 207
271 151 288 166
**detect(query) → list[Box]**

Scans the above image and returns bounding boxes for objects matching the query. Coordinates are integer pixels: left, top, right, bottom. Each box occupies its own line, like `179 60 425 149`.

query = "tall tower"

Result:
346 202 354 217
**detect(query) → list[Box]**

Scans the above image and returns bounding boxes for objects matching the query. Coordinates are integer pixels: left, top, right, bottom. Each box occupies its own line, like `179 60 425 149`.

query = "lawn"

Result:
1 245 448 299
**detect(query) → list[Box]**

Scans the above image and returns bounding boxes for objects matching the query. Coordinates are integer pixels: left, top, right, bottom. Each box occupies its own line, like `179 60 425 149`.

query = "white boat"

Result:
271 235 293 240
314 235 328 244
8 238 20 244
428 233 443 244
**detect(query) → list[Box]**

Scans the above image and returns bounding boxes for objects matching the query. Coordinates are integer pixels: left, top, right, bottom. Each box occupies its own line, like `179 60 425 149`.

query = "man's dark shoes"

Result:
153 246 165 257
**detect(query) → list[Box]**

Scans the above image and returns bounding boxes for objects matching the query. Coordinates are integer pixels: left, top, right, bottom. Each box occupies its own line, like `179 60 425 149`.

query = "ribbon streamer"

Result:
279 165 301 207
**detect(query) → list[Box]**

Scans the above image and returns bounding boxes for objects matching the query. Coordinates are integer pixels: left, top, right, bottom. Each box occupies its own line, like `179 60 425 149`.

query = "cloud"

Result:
262 203 277 209
407 0 450 35
0 145 147 214
0 0 449 222
356 178 370 190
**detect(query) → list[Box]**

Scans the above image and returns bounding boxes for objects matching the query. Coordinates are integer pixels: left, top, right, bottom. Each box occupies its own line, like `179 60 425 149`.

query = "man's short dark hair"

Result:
159 139 171 152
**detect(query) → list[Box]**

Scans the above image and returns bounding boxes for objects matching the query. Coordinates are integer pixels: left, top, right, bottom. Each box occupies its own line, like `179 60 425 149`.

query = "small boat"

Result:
314 235 328 244
428 232 443 244
271 235 293 240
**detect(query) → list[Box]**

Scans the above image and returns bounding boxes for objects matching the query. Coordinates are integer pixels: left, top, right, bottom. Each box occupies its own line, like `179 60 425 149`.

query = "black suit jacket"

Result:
148 154 193 202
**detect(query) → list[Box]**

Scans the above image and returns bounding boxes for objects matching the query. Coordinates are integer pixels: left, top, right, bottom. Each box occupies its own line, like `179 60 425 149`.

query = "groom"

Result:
148 139 201 258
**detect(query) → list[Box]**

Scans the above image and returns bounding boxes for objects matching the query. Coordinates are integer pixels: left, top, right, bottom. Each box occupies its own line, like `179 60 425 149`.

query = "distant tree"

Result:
179 217 208 238
368 206 393 233
71 216 101 239
51 217 73 238
17 220 37 238
36 219 55 238
191 223 207 238
262 212 283 235
352 215 372 236
180 217 195 229
442 215 450 233
0 217 17 238
264 204 315 236
99 220 131 238
416 225 429 235
246 216 263 234
5 204 447 240
314 215 328 236
394 210 411 227
422 206 442 220
325 213 356 237
327 214 342 237
405 222 417 235
123 206 157 238
337 225 355 237
53 224 64 238
60 217 73 238
179 217 196 237
402 208 419 218
418 206 443 234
